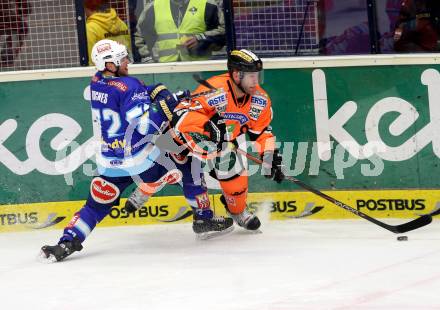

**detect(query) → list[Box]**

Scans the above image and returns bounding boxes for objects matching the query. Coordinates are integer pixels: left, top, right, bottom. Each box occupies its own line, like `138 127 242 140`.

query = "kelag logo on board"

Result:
1 68 440 180
313 68 440 162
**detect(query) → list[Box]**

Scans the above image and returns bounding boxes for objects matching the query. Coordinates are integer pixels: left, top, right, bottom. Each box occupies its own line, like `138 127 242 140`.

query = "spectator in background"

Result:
128 0 141 62
317 1 373 55
394 0 438 52
0 0 31 67
84 0 131 65
134 0 225 63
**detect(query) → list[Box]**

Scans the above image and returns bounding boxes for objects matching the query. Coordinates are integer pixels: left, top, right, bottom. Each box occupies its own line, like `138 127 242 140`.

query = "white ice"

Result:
1 219 439 310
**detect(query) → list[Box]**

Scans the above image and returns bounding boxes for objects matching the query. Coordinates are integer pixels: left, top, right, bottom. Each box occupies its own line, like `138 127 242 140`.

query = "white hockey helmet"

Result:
91 39 128 71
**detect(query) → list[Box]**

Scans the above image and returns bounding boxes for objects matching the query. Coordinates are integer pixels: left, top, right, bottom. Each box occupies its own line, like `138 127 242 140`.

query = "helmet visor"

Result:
241 70 264 86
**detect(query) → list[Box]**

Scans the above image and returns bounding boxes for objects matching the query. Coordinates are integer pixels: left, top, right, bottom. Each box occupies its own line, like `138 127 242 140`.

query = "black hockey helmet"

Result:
227 49 263 74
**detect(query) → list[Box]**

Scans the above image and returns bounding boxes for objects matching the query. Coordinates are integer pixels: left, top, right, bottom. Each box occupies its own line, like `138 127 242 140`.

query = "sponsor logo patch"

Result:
251 95 267 107
96 43 111 53
249 105 263 120
108 80 128 92
230 50 253 62
223 112 249 125
162 169 183 185
131 91 150 101
90 177 120 204
171 153 188 164
207 94 227 106
67 213 80 228
195 193 210 209
110 159 123 166
224 195 236 207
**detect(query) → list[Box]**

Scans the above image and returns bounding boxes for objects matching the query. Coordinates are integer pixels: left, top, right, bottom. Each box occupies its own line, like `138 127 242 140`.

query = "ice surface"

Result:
1 219 439 310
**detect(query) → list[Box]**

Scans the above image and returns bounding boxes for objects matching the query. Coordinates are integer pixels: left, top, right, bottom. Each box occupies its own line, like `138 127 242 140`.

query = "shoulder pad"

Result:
254 89 269 98
150 84 168 101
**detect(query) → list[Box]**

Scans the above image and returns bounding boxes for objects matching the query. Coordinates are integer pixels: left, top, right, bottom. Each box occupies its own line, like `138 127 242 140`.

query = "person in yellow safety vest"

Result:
134 0 225 63
84 0 132 65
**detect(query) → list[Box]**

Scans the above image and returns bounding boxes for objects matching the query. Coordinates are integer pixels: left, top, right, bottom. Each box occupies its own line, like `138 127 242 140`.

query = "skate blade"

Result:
37 250 57 263
196 225 235 240
240 228 262 234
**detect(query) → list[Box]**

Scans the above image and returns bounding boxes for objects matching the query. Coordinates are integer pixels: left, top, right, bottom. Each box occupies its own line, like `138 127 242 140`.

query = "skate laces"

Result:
211 215 227 222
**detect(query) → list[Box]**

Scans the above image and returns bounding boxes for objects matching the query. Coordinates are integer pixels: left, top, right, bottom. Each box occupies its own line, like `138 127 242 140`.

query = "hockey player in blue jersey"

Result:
39 39 233 262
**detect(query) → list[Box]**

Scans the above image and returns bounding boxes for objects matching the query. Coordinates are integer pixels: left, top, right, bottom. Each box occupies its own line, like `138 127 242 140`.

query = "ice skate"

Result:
220 195 261 232
38 238 83 263
124 187 149 213
193 209 234 240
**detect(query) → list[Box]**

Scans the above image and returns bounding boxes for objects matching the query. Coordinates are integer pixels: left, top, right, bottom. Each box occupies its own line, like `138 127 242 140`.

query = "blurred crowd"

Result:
1 0 439 69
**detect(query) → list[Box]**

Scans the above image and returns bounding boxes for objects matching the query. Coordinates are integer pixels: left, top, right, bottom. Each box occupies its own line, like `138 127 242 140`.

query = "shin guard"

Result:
219 174 248 214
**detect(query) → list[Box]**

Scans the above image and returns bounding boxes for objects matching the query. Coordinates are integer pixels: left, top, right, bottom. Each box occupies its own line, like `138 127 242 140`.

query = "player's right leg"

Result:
39 175 131 262
123 162 175 213
177 155 233 239
124 153 234 239
218 173 261 231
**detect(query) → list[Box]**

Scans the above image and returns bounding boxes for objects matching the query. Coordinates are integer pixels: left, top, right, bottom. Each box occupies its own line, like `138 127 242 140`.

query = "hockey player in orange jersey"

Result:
172 49 285 231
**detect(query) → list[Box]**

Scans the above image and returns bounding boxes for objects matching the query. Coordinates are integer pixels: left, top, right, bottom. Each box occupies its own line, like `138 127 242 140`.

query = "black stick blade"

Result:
391 214 432 233
192 74 216 90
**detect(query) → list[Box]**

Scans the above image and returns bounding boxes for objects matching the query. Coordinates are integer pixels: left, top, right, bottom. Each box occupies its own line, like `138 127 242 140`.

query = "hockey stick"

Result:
188 88 218 99
191 74 432 232
417 202 440 217
233 147 433 234
176 74 218 100
193 73 217 90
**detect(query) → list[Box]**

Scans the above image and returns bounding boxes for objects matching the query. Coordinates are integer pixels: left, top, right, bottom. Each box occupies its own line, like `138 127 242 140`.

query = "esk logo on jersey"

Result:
251 95 267 107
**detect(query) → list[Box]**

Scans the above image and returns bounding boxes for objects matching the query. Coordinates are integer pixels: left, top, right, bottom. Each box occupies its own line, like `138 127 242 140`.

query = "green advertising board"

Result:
1 63 440 205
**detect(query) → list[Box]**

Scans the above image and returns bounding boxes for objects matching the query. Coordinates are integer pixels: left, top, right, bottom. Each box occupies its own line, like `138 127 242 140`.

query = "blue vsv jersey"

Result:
90 71 169 177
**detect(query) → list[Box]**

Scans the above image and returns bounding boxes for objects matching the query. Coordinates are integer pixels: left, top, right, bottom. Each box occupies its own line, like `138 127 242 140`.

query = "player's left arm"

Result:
247 98 284 183
119 80 179 137
247 97 275 154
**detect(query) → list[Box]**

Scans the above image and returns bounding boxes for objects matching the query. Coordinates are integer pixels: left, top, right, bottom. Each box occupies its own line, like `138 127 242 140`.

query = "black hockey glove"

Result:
262 149 284 183
150 84 180 121
203 114 228 153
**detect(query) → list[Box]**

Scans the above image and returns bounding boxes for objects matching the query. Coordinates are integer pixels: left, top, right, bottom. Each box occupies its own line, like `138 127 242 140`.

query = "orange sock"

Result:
219 174 248 214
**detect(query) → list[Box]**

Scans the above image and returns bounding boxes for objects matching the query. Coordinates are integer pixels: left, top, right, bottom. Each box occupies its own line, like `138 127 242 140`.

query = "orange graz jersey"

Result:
174 73 276 156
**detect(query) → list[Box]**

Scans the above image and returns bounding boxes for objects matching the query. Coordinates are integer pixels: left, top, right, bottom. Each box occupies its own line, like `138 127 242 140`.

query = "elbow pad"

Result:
150 84 178 121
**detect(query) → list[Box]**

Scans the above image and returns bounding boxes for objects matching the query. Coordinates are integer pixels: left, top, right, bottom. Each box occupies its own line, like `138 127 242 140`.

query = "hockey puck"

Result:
397 236 408 241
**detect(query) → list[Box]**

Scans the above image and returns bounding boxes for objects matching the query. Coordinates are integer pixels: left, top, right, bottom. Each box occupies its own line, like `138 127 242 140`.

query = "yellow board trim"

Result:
1 189 439 233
